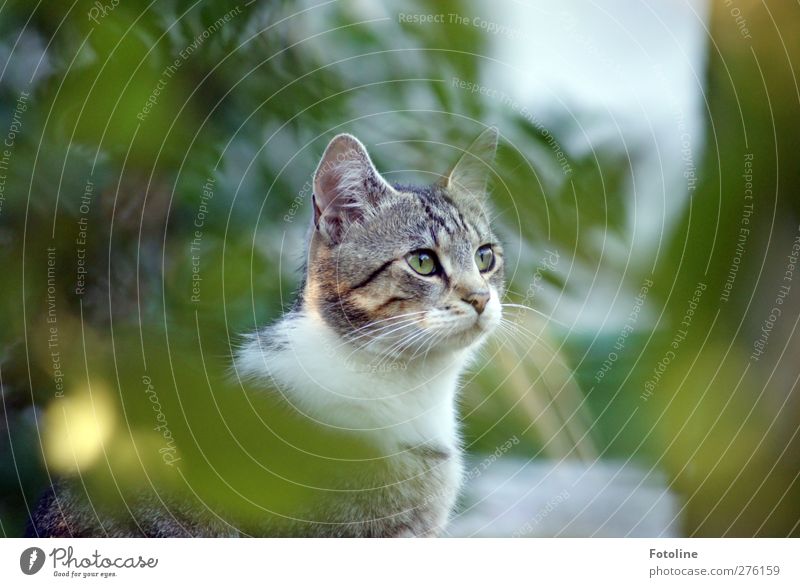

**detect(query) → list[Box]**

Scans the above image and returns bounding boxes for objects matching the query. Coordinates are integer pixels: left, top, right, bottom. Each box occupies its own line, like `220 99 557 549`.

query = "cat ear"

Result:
312 133 394 242
443 127 499 202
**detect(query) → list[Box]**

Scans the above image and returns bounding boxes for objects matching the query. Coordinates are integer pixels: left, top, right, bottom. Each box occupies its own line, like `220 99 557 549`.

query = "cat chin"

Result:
418 322 496 355
441 328 493 351
360 327 485 363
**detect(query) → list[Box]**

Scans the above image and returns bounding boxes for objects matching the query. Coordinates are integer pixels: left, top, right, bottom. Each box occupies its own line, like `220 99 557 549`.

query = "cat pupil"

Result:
31 129 504 539
476 246 494 271
407 249 438 275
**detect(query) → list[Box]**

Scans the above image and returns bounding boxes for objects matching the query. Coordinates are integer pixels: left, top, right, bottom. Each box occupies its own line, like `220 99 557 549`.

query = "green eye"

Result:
475 245 495 272
406 250 439 275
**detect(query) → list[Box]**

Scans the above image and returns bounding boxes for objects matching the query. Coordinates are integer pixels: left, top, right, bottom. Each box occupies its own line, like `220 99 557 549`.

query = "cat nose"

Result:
462 290 490 314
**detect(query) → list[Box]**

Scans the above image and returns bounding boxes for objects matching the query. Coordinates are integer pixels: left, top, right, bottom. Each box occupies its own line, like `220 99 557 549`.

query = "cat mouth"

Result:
439 314 497 344
366 311 498 355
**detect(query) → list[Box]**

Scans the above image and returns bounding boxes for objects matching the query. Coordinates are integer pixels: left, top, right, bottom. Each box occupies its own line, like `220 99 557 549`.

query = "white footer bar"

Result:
2 538 797 585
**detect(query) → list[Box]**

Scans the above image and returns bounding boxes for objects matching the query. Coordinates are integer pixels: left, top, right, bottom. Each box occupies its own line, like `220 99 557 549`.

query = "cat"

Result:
27 127 505 537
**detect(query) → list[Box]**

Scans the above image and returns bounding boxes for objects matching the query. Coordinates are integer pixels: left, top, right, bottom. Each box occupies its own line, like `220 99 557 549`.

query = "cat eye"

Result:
475 245 495 272
406 249 439 276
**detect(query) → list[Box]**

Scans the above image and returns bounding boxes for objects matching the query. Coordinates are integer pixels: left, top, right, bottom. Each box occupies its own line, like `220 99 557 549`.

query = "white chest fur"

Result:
235 311 473 535
236 311 469 452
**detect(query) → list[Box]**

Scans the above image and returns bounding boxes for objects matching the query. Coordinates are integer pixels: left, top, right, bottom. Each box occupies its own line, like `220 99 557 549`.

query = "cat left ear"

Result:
442 127 499 202
312 133 394 243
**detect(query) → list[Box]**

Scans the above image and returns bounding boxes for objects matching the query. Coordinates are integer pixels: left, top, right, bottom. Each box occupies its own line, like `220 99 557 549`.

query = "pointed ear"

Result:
443 127 499 202
312 133 394 243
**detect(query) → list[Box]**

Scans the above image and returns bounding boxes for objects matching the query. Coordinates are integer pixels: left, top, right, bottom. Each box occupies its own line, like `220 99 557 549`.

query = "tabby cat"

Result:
28 128 504 537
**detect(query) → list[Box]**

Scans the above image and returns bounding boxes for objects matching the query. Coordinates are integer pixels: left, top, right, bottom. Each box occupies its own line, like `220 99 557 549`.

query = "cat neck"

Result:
238 309 473 450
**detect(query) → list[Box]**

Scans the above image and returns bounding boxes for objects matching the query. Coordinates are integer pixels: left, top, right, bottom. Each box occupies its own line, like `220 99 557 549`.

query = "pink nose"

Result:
462 291 490 314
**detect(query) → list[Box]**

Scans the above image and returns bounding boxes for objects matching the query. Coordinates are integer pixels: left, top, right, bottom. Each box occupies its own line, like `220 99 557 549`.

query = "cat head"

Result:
304 128 504 359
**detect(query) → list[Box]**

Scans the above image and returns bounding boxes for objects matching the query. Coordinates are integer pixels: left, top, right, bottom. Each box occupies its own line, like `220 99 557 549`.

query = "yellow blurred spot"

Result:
44 385 116 474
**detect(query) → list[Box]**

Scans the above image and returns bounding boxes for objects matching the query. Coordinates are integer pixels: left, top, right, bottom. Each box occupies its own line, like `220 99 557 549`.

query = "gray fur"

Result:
28 129 504 538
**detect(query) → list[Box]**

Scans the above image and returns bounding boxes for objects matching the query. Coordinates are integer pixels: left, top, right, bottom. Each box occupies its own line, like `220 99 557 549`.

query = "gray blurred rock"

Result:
447 459 682 537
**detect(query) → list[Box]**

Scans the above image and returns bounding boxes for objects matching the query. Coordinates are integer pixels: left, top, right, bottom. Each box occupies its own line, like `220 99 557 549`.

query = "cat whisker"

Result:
341 318 420 349
494 317 571 368
345 321 420 362
388 328 431 360
337 312 427 350
353 318 426 364
341 311 428 342
373 328 432 371
501 303 572 330
502 287 528 299
406 328 441 364
496 317 545 347
344 310 427 331
416 326 454 365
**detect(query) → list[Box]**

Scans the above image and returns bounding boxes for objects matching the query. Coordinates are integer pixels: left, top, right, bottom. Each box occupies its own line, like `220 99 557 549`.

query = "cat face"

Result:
305 129 504 359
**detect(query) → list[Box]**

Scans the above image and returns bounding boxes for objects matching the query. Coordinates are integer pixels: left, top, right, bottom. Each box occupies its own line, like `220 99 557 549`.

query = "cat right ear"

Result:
312 133 394 243
443 127 499 204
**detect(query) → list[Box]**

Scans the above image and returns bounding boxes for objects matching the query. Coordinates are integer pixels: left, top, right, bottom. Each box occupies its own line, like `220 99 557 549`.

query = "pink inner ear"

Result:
318 168 346 211
312 134 394 240
314 164 367 238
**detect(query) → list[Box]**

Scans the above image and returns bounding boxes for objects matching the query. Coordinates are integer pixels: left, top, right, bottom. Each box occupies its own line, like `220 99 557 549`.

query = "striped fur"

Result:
236 129 505 536
29 129 505 538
